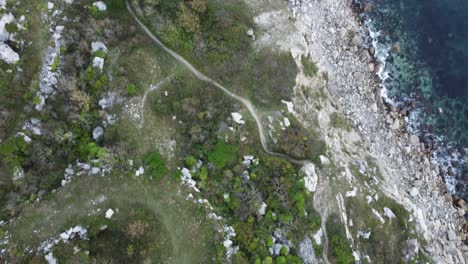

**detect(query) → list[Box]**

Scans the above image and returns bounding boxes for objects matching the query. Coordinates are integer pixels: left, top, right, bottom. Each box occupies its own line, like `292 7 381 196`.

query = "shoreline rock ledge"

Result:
288 0 466 263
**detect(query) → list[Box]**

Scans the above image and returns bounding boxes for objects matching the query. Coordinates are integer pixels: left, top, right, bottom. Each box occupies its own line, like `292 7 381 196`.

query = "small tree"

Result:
178 2 200 33
188 0 207 13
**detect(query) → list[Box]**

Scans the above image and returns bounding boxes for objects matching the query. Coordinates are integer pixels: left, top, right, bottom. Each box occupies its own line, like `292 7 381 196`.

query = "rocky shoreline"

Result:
288 0 466 262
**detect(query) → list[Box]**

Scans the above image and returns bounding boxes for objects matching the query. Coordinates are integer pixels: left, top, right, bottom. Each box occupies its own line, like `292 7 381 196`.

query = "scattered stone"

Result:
368 63 375 72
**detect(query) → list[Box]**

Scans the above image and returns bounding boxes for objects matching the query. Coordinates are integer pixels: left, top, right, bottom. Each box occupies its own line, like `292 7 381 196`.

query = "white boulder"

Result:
92 126 104 141
0 12 15 42
91 41 108 53
0 43 19 64
383 207 396 219
231 112 245 124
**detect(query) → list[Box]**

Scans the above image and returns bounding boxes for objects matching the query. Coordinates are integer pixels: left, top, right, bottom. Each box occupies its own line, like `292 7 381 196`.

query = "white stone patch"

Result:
47 2 54 10
105 209 114 219
301 163 318 193
91 41 107 53
231 112 245 124
93 1 107 11
281 100 296 114
93 57 104 71
0 43 19 64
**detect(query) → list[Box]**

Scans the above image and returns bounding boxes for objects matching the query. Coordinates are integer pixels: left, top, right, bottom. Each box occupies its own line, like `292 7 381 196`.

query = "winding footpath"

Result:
126 2 330 262
126 1 309 166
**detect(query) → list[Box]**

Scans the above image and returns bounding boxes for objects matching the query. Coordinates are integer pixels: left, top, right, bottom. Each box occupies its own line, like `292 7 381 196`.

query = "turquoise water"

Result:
354 0 467 199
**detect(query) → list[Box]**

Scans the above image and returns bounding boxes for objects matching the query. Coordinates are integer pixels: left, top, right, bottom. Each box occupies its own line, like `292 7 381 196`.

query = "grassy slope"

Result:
6 173 216 263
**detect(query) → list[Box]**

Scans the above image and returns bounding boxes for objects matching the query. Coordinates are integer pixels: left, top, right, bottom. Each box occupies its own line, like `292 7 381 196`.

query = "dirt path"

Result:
126 1 309 166
140 75 173 126
126 2 332 262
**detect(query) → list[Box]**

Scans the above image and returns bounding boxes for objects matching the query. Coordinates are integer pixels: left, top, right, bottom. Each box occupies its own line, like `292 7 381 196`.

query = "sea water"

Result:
354 0 467 200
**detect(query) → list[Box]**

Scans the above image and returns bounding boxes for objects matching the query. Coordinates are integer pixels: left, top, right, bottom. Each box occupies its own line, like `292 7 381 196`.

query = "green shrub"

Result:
185 155 197 168
280 246 288 256
196 166 208 181
79 142 107 161
93 50 106 59
126 83 137 96
262 257 273 264
51 56 60 72
207 141 237 169
88 5 106 18
276 256 286 264
144 152 167 179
